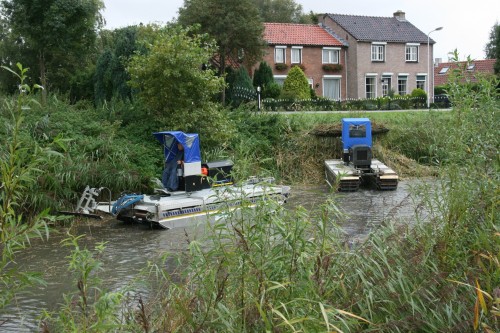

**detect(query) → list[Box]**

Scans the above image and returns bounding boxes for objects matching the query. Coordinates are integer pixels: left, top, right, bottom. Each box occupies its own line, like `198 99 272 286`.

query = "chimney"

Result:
393 10 406 22
434 58 442 67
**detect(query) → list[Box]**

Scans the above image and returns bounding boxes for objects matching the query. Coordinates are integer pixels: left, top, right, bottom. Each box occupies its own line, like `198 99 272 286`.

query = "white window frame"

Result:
365 74 377 99
405 43 419 62
371 42 386 62
397 74 408 96
274 46 286 64
322 47 340 64
381 74 393 96
416 73 427 91
291 46 302 64
273 75 287 86
322 75 342 100
439 67 449 74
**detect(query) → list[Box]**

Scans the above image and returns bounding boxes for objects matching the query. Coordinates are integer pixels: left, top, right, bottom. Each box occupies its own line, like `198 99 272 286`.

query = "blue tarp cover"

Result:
153 131 201 163
341 118 372 149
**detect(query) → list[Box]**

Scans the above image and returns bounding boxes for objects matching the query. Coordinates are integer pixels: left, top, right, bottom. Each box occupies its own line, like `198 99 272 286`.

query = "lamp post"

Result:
427 27 443 108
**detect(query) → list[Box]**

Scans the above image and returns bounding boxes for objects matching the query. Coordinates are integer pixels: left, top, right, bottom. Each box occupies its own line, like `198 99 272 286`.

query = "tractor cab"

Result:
341 118 373 171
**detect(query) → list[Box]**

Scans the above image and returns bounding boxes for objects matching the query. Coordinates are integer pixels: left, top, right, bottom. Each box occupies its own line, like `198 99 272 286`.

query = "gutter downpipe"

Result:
344 49 348 101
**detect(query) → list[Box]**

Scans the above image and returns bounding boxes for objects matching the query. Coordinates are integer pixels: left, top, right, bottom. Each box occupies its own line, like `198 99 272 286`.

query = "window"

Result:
381 76 392 96
307 78 314 89
467 63 475 71
438 67 449 74
274 46 286 63
365 76 376 98
416 75 426 90
371 44 385 62
405 44 419 62
274 75 286 86
397 75 408 95
291 46 302 64
323 76 341 100
322 48 340 64
349 125 366 138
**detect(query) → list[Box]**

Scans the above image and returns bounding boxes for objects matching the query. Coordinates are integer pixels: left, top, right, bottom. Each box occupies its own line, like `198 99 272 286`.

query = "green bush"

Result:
253 61 273 90
280 66 310 100
411 88 427 99
264 81 281 99
227 67 255 106
434 84 449 95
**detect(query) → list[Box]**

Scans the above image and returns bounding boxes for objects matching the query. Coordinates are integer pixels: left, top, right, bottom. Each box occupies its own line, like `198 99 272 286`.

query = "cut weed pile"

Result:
309 121 390 137
373 143 438 179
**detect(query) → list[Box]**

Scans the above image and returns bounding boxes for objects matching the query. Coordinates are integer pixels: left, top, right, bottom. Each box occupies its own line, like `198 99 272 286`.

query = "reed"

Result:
0 64 53 311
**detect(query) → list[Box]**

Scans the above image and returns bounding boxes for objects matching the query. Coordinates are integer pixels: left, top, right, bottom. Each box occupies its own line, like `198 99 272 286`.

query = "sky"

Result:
103 0 499 62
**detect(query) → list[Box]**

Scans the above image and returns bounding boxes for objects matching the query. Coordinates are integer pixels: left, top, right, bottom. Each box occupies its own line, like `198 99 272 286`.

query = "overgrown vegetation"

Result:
1 25 498 331
0 64 53 311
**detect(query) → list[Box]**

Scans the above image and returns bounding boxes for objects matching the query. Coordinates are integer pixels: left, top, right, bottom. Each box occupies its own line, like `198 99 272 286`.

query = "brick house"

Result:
434 59 496 86
319 10 434 100
259 22 348 100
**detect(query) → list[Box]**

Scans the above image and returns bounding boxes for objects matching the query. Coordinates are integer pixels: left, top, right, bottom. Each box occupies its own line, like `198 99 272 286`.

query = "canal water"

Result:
1 179 426 332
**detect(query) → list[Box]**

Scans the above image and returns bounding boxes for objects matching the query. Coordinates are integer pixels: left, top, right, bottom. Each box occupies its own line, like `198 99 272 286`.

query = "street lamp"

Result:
427 26 443 108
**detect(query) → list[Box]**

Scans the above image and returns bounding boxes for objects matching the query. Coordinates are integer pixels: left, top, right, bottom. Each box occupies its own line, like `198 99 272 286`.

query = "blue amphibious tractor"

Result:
324 118 398 191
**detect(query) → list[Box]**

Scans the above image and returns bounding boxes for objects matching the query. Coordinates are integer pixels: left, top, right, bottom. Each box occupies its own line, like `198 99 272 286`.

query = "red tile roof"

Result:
434 59 496 86
263 23 344 47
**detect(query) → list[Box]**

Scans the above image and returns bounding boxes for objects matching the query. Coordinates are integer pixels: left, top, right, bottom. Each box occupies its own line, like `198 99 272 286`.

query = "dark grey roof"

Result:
326 13 434 44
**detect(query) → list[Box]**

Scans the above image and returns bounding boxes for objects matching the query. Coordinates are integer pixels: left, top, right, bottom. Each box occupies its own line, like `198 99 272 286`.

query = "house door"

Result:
382 77 392 96
323 78 340 100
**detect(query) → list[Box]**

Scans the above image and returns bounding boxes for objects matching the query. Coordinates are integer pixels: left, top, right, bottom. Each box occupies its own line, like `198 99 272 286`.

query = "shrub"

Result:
227 67 255 106
264 81 281 99
280 66 310 100
291 63 306 72
411 88 427 99
253 61 274 90
434 84 449 95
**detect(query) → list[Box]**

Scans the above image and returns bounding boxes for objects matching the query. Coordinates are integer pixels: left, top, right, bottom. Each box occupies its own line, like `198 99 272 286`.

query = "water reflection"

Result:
287 181 417 242
1 179 422 332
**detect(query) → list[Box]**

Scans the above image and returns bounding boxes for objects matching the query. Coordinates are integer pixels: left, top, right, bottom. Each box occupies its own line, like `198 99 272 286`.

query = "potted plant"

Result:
322 64 343 72
275 63 288 71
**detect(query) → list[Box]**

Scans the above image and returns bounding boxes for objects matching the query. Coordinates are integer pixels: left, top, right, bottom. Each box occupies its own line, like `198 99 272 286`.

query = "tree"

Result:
94 26 139 105
227 67 255 106
253 61 281 98
253 62 273 89
1 0 104 101
484 22 500 74
255 0 306 23
281 66 310 99
178 0 265 103
128 24 231 145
